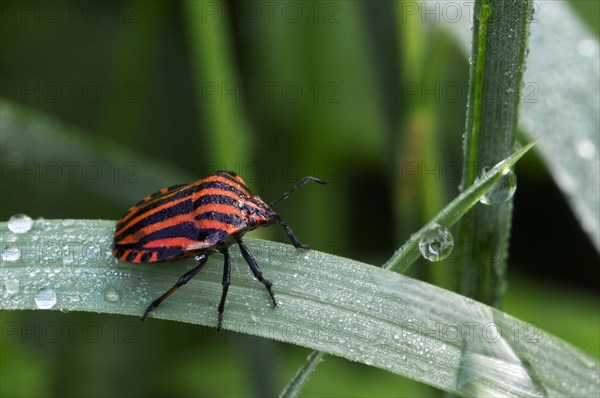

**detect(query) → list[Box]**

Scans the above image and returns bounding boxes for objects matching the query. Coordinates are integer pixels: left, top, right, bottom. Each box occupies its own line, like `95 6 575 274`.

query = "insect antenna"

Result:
270 176 327 207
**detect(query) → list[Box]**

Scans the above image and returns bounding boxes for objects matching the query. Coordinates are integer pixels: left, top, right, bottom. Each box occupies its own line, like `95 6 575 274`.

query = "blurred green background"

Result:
1 1 598 397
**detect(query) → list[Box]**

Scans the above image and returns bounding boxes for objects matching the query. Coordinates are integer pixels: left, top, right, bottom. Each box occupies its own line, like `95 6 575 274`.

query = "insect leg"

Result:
141 254 209 321
217 250 231 330
275 215 310 250
235 236 277 307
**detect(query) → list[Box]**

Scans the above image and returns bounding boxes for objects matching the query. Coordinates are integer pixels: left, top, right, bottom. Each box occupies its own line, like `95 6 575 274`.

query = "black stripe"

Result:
136 222 202 245
125 251 137 262
194 194 241 208
124 180 248 223
196 211 244 227
146 184 187 202
194 194 272 220
216 171 253 194
130 183 188 210
134 223 230 247
115 198 194 242
202 180 249 198
137 184 199 211
250 196 271 212
141 252 153 262
119 184 199 222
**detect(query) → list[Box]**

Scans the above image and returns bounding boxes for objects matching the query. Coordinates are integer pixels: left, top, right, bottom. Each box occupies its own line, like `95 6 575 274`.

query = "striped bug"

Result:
112 171 326 329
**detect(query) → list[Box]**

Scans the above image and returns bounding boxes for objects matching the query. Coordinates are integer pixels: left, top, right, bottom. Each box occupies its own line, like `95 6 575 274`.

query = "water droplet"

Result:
35 288 57 309
104 288 121 302
4 279 20 295
577 38 596 58
576 139 596 160
7 214 33 234
61 219 75 227
480 168 517 205
419 224 454 262
1 244 21 262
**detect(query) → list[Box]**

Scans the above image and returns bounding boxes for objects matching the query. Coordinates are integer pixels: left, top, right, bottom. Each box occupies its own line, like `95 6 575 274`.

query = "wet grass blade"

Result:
384 140 538 273
4 155 598 397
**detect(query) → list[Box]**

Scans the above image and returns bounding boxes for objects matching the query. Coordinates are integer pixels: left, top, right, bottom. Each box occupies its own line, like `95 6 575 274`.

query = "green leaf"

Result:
3 181 598 397
442 1 600 251
456 0 532 306
279 351 325 398
182 0 252 166
384 140 537 273
283 141 537 397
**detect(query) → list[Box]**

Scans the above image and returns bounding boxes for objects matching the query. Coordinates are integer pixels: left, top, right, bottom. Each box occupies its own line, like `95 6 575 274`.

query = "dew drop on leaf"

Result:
7 214 33 234
576 139 596 160
104 288 121 303
419 224 454 262
480 168 517 205
35 288 57 309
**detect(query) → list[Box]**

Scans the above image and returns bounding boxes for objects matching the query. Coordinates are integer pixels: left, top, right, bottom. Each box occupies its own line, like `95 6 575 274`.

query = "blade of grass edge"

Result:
279 351 325 398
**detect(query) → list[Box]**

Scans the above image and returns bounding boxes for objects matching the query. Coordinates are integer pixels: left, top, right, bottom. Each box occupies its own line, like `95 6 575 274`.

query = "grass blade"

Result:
384 140 537 273
456 0 533 306
5 152 597 397
181 0 252 167
280 140 537 395
279 351 325 398
442 1 600 251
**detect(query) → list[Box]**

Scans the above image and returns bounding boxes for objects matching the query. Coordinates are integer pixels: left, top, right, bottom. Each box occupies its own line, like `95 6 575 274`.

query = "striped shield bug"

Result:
112 171 326 329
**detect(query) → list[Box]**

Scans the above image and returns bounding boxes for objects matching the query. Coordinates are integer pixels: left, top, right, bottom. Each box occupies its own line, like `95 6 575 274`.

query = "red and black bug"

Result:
112 171 326 329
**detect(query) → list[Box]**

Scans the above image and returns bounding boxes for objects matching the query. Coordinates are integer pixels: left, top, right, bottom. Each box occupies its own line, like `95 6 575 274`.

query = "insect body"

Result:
113 171 325 329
